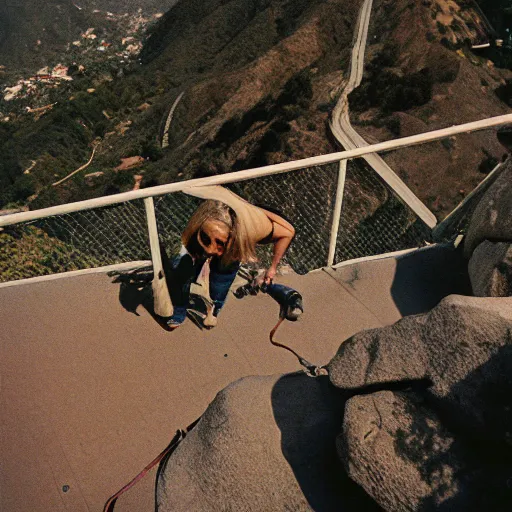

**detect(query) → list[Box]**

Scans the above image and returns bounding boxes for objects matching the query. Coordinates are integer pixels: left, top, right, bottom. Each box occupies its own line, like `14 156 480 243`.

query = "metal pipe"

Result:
327 161 347 266
2 113 512 227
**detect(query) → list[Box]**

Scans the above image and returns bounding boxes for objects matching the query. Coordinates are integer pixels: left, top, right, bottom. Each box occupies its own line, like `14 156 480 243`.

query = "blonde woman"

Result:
165 185 295 329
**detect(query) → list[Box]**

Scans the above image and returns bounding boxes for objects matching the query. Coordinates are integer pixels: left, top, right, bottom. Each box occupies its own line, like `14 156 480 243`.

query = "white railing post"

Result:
327 160 347 266
144 197 173 317
144 197 164 278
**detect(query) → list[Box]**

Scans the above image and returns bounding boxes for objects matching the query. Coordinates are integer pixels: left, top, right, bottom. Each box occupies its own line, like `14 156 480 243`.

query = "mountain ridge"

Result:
0 0 510 223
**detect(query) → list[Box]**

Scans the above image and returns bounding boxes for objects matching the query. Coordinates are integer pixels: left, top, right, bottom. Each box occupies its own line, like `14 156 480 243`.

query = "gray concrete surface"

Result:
0 244 470 511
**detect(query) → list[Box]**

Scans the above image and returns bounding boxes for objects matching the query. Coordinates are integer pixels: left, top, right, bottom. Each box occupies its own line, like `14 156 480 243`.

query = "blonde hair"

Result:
182 200 257 266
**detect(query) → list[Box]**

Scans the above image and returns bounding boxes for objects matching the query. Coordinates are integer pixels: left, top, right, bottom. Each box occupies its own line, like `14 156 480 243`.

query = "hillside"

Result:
0 0 174 73
348 0 512 219
78 0 176 14
0 0 358 210
0 1 92 73
0 0 511 223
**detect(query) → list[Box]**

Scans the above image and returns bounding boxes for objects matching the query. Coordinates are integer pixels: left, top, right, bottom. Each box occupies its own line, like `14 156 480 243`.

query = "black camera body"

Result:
233 281 260 299
234 281 303 321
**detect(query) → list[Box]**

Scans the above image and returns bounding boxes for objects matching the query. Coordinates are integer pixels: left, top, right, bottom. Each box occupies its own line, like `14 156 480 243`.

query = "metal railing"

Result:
432 158 508 242
1 114 512 283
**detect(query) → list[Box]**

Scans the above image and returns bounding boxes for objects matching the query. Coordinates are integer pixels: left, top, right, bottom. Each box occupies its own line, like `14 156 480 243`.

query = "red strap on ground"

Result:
269 316 304 361
103 429 184 512
269 316 327 378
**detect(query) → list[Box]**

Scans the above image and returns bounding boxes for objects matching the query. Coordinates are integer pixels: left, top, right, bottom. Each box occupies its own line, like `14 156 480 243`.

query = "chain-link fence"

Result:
227 163 340 274
335 159 431 263
0 200 151 282
0 158 434 283
4 114 512 283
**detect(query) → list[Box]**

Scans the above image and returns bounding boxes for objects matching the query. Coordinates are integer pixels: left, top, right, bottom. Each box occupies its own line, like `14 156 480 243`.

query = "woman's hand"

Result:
254 267 276 287
264 267 276 285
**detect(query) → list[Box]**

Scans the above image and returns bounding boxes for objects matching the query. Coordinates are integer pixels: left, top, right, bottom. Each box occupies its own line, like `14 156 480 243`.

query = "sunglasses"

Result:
198 228 229 249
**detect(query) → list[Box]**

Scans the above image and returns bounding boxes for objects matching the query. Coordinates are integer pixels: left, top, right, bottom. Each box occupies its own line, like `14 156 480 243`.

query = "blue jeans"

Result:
166 252 240 325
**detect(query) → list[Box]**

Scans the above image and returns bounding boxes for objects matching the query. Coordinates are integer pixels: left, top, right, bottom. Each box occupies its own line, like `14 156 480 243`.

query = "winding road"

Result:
329 0 437 229
161 91 185 149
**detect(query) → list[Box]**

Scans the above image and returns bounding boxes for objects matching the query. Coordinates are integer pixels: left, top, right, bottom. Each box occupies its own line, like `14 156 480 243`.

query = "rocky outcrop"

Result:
461 159 512 297
468 241 512 297
156 373 378 512
339 391 483 511
464 160 512 258
328 295 512 442
328 294 512 511
114 156 144 171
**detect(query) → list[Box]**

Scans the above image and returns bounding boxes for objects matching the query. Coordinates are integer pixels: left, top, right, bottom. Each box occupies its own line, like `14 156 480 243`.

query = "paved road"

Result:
161 91 184 149
330 0 437 228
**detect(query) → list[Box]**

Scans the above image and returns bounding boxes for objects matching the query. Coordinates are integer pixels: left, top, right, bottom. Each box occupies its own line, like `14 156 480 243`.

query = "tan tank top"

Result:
182 185 272 244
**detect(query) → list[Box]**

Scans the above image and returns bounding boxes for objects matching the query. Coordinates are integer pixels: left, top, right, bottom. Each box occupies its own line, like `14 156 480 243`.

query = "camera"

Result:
233 281 303 321
233 281 260 299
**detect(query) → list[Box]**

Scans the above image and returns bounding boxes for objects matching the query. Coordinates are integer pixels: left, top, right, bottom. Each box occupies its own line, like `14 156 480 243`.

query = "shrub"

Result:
430 50 460 83
259 130 281 153
478 152 498 174
441 137 454 151
317 102 333 113
379 44 399 67
274 0 311 37
11 174 36 202
440 37 456 50
94 119 111 137
278 70 313 107
0 226 101 282
282 104 303 121
141 139 163 161
351 68 433 114
270 120 291 133
495 79 512 106
385 116 401 136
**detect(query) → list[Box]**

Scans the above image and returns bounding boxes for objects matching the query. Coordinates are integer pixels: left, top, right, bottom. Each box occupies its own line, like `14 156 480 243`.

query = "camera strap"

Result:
269 317 328 378
103 417 200 512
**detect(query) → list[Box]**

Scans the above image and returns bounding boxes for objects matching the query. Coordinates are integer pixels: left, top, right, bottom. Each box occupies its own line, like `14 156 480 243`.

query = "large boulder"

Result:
464 160 512 258
339 391 494 511
328 295 512 510
156 373 378 512
328 295 512 443
468 241 512 297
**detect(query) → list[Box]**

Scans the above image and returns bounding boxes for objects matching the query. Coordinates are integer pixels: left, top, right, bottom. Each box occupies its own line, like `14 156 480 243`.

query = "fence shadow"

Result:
109 268 174 331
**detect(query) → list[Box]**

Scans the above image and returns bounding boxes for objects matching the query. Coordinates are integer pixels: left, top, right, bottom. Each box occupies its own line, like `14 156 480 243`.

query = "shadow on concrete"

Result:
391 245 472 317
110 267 213 332
110 269 174 331
270 373 381 511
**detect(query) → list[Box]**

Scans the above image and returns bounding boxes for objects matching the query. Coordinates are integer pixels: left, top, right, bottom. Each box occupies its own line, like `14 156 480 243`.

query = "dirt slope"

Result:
134 0 359 180
2 0 512 219
349 0 512 219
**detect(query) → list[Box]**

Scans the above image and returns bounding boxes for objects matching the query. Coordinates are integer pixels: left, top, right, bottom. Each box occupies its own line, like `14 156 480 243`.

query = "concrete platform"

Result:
0 244 471 511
